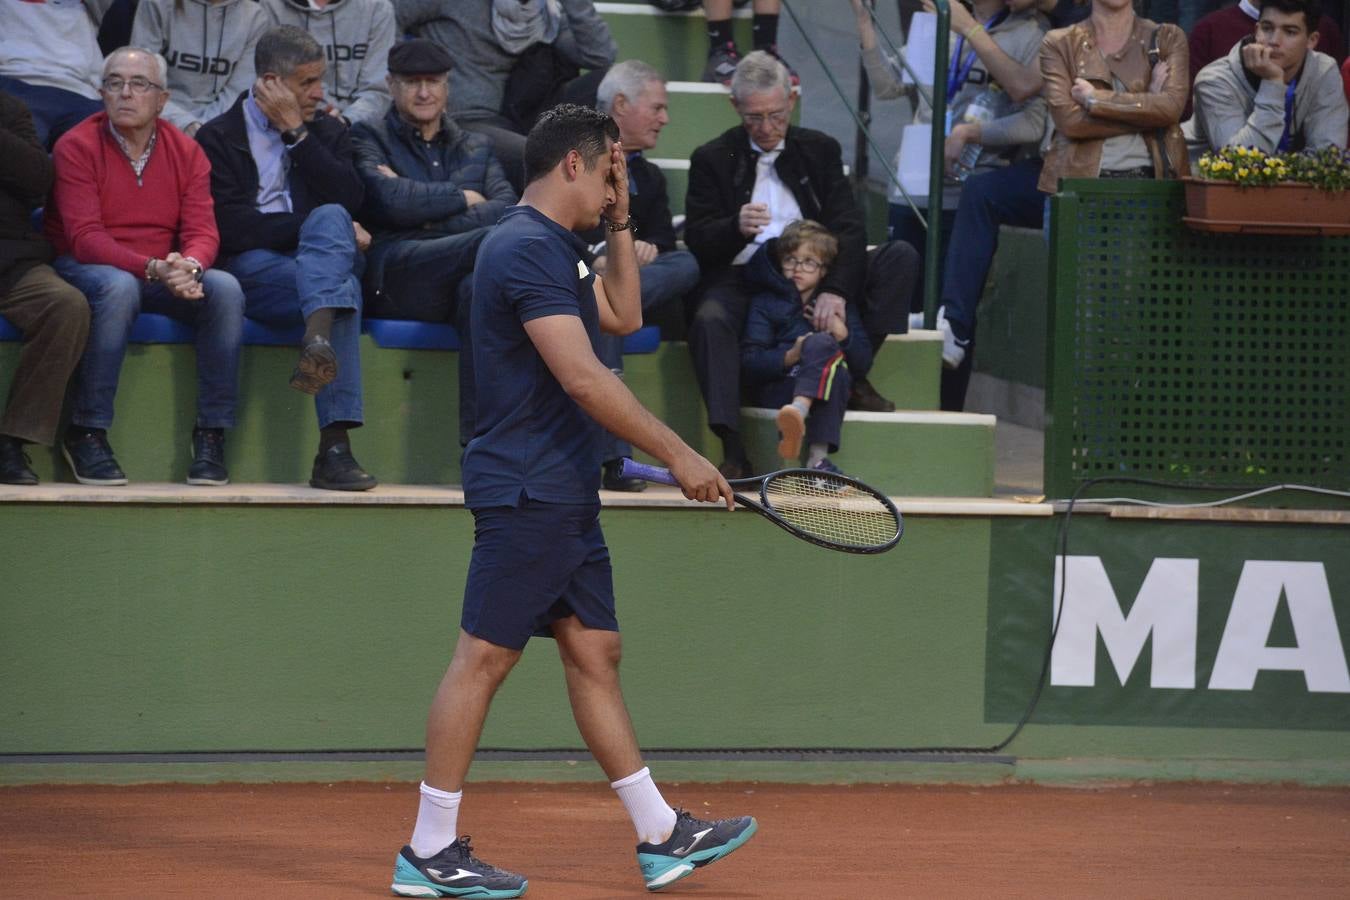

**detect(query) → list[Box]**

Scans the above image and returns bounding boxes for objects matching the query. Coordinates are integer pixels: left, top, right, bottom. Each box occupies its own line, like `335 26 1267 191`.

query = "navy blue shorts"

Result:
461 498 618 650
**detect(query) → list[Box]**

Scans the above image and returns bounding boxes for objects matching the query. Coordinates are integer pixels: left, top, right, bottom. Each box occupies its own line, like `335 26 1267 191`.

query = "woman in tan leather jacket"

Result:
1037 0 1190 192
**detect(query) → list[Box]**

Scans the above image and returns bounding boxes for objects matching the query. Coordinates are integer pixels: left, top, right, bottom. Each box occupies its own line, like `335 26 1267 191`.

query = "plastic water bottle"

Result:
955 85 1004 180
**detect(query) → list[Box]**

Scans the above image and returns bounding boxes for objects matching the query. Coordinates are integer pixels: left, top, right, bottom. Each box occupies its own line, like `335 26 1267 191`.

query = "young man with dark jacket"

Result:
685 51 918 478
197 25 376 491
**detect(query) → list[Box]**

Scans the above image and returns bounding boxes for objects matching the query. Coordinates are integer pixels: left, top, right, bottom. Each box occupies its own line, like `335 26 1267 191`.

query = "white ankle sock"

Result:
611 767 677 844
791 398 811 417
807 443 828 466
410 782 462 858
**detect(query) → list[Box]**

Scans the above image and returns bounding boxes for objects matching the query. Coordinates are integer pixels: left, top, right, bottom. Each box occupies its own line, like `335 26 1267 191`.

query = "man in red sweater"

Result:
47 47 245 486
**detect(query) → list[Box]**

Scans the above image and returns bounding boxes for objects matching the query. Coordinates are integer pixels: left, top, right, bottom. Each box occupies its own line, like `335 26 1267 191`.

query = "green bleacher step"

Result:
737 407 996 497
600 2 753 83
2 328 945 487
871 330 941 412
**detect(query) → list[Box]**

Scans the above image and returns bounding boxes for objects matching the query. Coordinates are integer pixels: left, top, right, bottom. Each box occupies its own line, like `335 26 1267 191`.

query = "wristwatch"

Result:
606 215 634 233
280 124 308 146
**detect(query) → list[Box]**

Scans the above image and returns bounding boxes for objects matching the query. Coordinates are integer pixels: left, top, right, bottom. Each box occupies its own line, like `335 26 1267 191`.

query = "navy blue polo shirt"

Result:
462 205 603 509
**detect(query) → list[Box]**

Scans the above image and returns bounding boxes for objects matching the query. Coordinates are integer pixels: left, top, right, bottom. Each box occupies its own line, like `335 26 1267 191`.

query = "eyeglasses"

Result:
781 256 822 273
393 75 449 91
740 109 790 128
101 76 163 95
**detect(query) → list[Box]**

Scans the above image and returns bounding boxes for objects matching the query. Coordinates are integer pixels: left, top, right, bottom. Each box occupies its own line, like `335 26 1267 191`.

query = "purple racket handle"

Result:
618 458 680 486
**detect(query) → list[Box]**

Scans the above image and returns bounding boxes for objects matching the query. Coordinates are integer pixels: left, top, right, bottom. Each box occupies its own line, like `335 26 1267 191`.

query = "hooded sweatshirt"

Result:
0 0 110 99
260 0 395 126
130 0 271 132
395 0 615 122
1185 42 1349 159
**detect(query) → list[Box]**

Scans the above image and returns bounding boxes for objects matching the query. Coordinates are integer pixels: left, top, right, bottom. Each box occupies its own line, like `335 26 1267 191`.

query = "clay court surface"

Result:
2 780 1348 898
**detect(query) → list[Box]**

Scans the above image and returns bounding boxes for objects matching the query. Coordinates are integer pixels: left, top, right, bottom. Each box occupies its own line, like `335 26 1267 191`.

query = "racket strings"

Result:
761 472 900 549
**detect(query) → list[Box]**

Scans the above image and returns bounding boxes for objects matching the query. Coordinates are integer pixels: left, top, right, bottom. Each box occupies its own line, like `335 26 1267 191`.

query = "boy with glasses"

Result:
741 220 868 474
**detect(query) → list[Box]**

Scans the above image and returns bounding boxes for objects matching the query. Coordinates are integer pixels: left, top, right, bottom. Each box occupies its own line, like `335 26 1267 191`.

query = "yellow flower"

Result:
1238 167 1249 178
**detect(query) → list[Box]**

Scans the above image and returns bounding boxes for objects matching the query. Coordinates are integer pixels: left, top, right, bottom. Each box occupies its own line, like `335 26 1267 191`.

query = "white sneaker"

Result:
935 308 967 370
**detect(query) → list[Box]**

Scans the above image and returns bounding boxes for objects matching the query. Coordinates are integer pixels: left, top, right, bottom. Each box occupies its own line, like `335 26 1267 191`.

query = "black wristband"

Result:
280 124 308 146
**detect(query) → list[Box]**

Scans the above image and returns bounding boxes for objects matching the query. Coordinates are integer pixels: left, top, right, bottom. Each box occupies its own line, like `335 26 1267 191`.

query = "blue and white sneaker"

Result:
636 808 758 891
391 836 527 898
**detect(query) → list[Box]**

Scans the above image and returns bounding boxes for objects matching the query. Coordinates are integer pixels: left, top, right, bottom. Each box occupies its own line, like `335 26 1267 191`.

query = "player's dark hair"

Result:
255 25 324 79
1258 0 1321 31
779 219 838 268
524 103 620 186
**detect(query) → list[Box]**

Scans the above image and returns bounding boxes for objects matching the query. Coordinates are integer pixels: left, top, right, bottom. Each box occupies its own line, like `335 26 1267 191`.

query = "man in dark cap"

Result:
351 39 516 442
352 40 514 325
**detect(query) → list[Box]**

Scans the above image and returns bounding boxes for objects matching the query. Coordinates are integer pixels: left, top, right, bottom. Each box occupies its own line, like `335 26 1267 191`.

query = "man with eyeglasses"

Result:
686 50 918 478
45 47 246 486
197 25 377 492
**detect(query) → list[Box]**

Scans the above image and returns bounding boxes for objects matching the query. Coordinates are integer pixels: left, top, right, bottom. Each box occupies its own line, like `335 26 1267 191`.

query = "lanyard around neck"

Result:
1278 77 1298 152
946 10 1009 103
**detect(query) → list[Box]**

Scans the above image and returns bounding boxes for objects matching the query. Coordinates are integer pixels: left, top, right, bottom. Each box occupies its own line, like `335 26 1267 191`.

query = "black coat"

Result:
0 92 55 292
195 93 365 256
685 124 867 303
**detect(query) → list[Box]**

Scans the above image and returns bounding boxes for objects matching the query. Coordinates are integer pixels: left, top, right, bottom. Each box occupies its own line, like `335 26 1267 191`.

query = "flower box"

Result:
1182 177 1350 236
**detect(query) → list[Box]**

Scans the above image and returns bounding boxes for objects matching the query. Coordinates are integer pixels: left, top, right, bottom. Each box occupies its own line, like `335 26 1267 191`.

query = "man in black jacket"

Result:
197 25 376 491
685 51 918 478
0 91 89 485
582 59 700 491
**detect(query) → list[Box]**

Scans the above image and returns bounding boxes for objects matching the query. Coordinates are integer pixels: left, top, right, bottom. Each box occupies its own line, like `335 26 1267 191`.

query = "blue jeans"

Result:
0 76 103 149
940 159 1046 344
596 249 700 462
53 257 244 430
222 205 364 428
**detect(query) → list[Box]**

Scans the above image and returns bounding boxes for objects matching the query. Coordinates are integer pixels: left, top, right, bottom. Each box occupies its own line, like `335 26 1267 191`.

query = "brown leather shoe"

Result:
289 335 338 395
847 377 895 412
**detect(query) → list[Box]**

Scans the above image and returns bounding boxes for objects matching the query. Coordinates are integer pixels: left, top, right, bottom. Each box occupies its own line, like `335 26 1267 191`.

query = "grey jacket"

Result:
1185 42 1349 159
862 9 1048 202
261 0 396 126
131 0 271 132
394 0 615 122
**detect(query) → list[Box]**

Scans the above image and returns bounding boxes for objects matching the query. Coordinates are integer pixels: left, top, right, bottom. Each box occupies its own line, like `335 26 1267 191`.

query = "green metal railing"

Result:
1044 179 1350 499
781 0 948 328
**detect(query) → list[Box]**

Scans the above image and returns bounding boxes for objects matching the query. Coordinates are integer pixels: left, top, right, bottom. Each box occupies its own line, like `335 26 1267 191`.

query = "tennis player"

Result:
391 104 756 898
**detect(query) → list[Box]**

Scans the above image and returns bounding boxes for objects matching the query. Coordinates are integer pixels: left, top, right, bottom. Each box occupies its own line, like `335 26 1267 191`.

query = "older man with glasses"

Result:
45 46 246 486
685 50 919 478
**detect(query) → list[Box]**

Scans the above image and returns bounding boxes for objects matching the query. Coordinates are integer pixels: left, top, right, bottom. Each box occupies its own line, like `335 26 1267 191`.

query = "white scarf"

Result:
491 0 563 54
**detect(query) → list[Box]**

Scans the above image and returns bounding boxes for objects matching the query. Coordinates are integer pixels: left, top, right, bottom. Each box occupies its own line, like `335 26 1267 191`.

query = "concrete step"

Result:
2 329 955 489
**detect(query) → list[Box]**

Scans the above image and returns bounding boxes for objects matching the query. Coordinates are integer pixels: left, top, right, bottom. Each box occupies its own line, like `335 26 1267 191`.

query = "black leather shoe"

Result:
847 376 896 412
0 434 38 485
187 428 229 486
289 334 338 395
62 429 128 485
310 442 377 491
602 459 646 492
718 457 754 480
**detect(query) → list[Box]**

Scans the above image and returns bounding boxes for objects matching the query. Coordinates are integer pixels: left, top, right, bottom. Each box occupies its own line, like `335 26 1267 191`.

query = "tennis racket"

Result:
619 459 902 554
